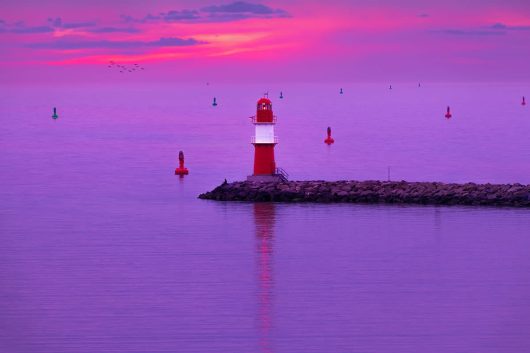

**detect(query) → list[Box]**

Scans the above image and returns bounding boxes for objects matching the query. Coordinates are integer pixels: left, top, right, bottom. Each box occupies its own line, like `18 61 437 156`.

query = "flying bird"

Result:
105 61 146 74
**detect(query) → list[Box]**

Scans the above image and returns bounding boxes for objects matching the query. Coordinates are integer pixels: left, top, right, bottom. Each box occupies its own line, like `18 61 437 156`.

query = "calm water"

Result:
1 83 530 353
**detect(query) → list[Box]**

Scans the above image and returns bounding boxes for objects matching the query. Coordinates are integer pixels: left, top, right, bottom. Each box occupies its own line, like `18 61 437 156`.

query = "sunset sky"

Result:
1 0 529 83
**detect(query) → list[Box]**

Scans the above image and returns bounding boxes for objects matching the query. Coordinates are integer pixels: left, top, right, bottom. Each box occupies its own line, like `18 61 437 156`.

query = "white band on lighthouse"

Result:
254 124 275 144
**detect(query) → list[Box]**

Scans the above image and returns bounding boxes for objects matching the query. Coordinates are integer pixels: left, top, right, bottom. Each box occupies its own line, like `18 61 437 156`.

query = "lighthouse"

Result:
247 97 287 182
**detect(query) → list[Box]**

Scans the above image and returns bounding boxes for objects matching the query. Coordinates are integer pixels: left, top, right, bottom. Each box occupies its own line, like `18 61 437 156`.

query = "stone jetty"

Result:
199 180 530 207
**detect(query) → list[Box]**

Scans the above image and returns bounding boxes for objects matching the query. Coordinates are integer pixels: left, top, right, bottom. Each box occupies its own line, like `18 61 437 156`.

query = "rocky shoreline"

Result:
199 180 530 207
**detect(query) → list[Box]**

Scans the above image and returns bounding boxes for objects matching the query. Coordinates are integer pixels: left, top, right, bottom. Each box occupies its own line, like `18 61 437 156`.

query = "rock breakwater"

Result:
199 180 530 207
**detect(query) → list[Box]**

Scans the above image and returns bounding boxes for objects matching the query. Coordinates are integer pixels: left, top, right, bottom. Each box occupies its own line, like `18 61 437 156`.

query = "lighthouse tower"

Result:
247 97 287 182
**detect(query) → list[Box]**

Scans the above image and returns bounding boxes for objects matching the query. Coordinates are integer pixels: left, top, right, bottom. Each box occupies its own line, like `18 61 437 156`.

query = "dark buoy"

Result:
52 107 58 120
212 97 218 106
523 96 526 106
389 85 392 90
279 91 284 99
418 82 421 88
445 106 452 119
324 126 335 145
339 88 343 94
175 151 189 176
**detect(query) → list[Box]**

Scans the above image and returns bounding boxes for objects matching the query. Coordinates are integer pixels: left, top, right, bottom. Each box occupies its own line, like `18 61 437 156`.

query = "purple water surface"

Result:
1 83 530 353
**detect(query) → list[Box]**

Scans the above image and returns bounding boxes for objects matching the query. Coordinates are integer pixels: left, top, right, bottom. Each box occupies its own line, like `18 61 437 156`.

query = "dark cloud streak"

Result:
88 27 140 33
123 1 290 24
48 17 97 29
431 22 530 37
0 17 97 35
11 25 54 34
162 10 201 21
434 29 505 36
27 37 204 50
201 1 288 16
491 22 530 31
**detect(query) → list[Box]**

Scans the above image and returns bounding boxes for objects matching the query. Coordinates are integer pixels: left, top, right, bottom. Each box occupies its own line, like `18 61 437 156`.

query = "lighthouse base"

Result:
247 175 284 183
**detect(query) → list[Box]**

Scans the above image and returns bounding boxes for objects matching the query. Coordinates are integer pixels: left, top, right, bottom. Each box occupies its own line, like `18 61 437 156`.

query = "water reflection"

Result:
253 203 275 353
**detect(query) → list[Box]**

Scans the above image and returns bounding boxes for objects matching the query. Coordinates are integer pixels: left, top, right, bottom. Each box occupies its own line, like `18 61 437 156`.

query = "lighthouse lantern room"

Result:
247 97 287 182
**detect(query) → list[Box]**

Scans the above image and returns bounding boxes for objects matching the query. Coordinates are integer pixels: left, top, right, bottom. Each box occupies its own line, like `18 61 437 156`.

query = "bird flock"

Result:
107 61 146 73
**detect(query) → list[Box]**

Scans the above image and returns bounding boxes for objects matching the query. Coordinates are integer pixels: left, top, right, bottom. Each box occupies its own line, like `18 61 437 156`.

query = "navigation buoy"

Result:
324 126 335 145
279 91 284 99
175 151 189 176
523 96 526 106
212 97 218 106
445 106 452 119
339 88 343 94
389 85 392 90
52 107 58 120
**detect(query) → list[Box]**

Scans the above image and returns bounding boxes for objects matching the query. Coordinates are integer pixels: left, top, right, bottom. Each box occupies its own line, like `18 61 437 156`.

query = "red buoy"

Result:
175 150 189 175
445 106 452 119
523 96 526 106
324 126 335 145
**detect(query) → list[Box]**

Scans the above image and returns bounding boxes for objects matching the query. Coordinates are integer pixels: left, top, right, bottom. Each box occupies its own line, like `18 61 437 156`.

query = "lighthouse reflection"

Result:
253 203 276 353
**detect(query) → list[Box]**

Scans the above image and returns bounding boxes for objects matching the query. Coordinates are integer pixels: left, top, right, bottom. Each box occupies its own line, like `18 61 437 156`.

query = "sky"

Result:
1 0 529 83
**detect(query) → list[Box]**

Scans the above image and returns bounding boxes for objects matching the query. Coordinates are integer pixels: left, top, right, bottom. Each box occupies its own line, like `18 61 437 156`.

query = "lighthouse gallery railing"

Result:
249 115 277 124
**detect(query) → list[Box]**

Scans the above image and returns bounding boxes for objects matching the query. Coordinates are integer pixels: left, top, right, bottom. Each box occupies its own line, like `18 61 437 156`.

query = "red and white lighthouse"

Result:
248 97 287 182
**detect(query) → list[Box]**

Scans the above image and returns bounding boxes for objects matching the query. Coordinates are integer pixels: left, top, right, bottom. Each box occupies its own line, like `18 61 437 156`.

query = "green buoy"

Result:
212 97 218 106
279 91 284 99
52 107 59 120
